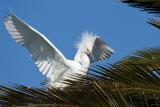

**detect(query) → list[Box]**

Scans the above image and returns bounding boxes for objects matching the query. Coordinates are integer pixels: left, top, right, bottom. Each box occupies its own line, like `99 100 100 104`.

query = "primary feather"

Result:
5 13 114 88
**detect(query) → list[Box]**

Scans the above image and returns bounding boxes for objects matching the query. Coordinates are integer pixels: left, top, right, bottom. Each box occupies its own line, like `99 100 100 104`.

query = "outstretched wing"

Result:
5 13 69 81
89 37 114 63
75 32 114 63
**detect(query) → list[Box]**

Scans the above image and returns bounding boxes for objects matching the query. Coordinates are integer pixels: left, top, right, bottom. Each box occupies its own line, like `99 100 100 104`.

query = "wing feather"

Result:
89 38 114 62
5 13 69 81
75 32 114 63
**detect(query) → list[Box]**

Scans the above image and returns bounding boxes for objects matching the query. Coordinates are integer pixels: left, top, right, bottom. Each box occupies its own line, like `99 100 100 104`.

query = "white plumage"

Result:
4 13 114 88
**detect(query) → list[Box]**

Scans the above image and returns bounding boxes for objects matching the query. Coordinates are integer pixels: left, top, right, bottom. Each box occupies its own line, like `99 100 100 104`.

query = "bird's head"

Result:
85 48 91 56
76 32 97 55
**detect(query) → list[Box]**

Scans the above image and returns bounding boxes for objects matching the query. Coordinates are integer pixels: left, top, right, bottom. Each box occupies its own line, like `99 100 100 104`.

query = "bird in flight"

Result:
5 13 114 88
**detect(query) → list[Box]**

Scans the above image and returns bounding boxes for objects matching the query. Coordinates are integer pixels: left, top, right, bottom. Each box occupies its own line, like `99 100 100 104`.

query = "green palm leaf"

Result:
147 18 160 29
119 0 160 30
120 0 160 14
91 48 160 92
1 48 160 106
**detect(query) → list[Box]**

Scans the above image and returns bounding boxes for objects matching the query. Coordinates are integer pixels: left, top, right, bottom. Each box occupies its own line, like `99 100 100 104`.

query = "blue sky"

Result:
0 0 160 87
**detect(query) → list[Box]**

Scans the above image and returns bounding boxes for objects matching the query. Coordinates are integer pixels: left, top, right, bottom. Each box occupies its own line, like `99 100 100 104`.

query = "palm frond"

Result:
118 0 160 31
147 18 160 29
90 48 160 92
23 104 79 107
88 47 160 106
1 48 160 106
114 47 160 66
0 83 130 107
1 82 160 106
120 0 160 14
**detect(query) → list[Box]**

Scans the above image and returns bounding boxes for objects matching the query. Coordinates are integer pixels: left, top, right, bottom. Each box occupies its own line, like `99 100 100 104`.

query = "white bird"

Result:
4 13 114 88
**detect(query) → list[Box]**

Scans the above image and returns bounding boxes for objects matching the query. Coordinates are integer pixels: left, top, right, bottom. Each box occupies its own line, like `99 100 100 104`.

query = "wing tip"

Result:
4 9 18 23
7 8 16 16
106 45 115 53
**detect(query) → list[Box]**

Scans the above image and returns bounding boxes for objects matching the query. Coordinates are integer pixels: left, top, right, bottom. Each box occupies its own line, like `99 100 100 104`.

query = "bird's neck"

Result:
74 50 90 69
